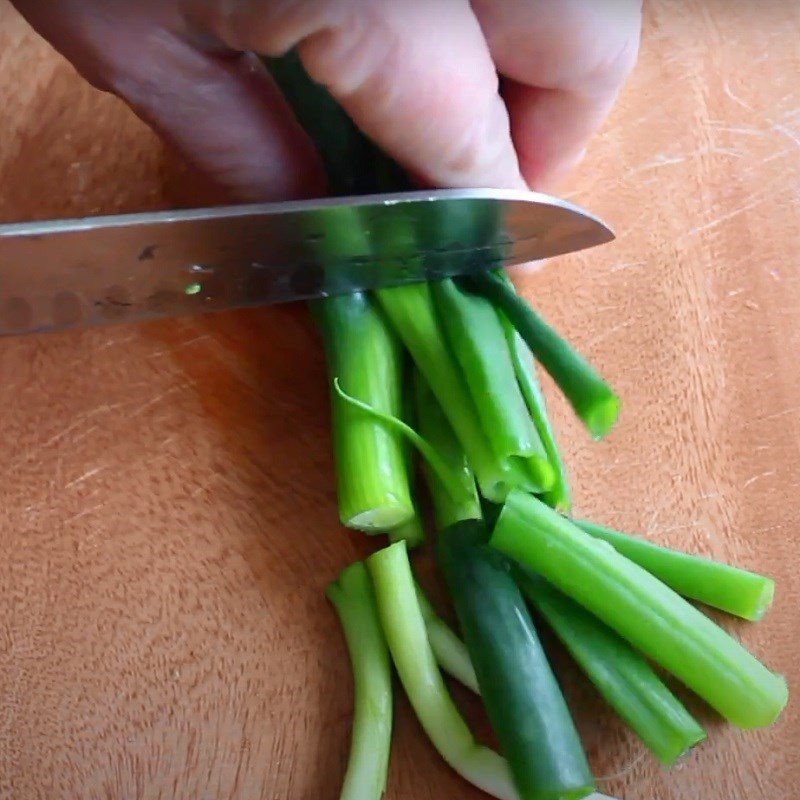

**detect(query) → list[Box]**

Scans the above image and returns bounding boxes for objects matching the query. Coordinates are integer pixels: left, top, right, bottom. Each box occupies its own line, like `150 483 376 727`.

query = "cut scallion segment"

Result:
439 521 595 800
315 295 415 531
326 562 393 800
502 317 572 512
468 272 619 439
431 279 553 492
490 491 788 729
376 283 515 501
414 370 482 529
517 569 706 766
367 541 517 800
574 519 774 621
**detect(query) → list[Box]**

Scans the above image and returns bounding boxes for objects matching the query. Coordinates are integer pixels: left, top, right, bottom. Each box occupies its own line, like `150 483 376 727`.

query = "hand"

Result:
13 0 641 201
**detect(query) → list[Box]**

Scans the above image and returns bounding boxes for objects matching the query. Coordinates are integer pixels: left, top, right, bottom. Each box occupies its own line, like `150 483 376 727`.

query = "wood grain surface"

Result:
1 2 798 798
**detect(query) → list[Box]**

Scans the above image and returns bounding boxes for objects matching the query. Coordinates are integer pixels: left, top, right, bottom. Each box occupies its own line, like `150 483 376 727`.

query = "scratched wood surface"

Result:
0 2 798 798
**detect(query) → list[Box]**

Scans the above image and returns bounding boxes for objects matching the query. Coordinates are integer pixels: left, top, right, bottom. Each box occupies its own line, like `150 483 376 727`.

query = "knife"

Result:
0 187 613 337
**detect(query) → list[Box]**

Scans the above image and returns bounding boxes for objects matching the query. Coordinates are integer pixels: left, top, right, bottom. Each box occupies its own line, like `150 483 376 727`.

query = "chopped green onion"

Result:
315 295 415 531
502 315 572 512
431 279 553 491
439 521 595 800
413 370 482 529
574 519 774 621
326 562 393 800
468 272 619 439
517 569 706 766
490 491 788 728
414 581 480 694
376 283 515 501
367 541 517 800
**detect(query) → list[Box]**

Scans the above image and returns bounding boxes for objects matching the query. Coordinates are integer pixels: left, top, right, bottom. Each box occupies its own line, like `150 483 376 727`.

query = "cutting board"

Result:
0 2 797 798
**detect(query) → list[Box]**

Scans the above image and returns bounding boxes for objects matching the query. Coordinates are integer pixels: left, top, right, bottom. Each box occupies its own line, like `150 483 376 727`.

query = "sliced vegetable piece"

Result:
502 315 572 511
438 521 595 800
490 491 788 728
326 562 393 800
431 279 553 490
414 370 482 528
315 294 414 531
468 272 619 439
376 282 515 501
574 519 774 621
517 569 706 765
367 541 517 800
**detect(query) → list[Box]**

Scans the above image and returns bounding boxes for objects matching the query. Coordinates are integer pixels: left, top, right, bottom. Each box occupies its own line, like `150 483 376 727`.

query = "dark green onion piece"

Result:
431 279 553 491
367 541 517 800
438 521 595 800
517 569 706 766
468 271 619 439
490 491 788 729
574 519 774 622
326 562 393 800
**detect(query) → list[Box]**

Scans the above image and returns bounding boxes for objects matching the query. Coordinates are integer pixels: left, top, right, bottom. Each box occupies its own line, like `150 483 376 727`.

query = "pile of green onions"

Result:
267 54 787 800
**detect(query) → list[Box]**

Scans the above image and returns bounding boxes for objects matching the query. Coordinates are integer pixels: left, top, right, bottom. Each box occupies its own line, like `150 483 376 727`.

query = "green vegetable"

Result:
376 283 515 501
316 295 415 531
414 581 480 694
490 491 788 728
326 562 393 800
367 541 517 800
502 314 571 511
517 569 706 765
468 272 619 439
414 370 482 528
431 279 553 491
574 519 774 621
438 521 595 800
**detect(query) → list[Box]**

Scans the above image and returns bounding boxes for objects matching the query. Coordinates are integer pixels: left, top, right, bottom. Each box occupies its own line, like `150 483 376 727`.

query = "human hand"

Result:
13 0 642 201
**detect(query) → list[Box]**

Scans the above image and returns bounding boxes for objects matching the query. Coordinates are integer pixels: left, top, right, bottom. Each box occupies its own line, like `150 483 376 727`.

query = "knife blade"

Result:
0 188 613 337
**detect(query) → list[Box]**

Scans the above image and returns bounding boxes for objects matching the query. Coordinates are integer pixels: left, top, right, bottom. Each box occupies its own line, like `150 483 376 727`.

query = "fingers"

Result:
13 1 325 202
473 0 642 188
193 0 525 190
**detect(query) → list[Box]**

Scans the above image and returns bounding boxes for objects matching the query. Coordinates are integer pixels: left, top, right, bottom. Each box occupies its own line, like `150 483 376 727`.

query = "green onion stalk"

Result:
431 279 553 491
573 519 774 621
468 271 619 440
367 541 518 800
326 562 393 800
490 491 788 728
516 569 706 766
438 521 595 800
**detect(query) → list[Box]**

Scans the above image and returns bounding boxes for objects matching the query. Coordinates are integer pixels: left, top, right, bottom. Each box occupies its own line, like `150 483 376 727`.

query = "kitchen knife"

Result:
0 187 613 337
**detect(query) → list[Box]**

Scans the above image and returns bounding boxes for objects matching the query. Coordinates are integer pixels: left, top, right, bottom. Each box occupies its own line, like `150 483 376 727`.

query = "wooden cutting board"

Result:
0 2 797 798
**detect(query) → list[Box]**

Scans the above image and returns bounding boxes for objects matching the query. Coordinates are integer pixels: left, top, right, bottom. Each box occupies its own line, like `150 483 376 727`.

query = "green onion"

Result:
467 272 619 439
517 569 706 766
315 296 415 531
502 316 572 512
574 519 774 621
490 491 788 728
413 370 482 528
431 279 553 491
414 580 480 694
439 521 595 800
376 283 515 501
367 541 518 800
326 562 393 800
